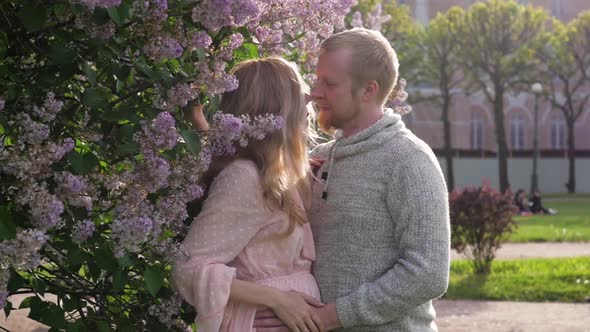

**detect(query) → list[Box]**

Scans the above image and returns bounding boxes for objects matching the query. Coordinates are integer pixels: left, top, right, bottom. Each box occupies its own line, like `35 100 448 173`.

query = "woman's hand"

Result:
183 101 209 131
266 290 326 332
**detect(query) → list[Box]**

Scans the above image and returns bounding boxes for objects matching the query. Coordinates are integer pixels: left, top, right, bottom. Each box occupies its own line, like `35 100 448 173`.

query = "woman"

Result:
172 58 323 332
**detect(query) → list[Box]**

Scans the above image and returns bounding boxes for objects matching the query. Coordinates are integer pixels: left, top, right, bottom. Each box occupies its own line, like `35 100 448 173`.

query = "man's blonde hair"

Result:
320 28 399 105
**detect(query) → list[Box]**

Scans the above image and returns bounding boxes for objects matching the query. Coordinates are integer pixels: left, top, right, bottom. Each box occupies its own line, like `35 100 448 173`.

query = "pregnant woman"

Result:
171 57 323 332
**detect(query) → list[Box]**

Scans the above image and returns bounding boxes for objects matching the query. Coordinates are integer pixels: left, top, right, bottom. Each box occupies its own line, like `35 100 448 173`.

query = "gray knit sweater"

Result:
309 109 450 331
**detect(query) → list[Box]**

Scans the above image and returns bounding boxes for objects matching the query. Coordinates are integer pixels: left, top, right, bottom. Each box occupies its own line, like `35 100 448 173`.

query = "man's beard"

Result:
317 109 335 133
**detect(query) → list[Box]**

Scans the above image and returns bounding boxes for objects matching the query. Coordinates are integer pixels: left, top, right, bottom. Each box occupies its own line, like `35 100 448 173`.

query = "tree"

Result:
417 7 466 191
456 0 549 192
533 13 590 193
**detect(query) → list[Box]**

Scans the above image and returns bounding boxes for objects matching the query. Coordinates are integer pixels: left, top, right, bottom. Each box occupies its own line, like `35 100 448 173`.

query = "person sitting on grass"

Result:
529 190 557 215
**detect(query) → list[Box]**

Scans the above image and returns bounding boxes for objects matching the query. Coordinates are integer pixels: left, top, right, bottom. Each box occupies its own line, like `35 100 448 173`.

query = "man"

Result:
256 28 450 331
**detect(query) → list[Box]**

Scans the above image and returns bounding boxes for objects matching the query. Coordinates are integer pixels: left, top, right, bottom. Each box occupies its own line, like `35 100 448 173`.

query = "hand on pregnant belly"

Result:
257 290 325 332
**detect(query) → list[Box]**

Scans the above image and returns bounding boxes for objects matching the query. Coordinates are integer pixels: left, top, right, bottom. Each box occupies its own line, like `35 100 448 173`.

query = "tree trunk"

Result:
442 93 454 191
493 90 510 193
566 120 576 193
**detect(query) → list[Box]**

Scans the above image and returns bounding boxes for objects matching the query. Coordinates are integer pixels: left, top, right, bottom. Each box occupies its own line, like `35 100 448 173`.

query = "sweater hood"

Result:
332 108 404 159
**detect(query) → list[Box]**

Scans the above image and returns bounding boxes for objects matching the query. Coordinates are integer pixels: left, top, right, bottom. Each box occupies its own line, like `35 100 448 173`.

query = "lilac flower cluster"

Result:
153 83 198 111
144 36 184 61
148 295 186 329
16 181 65 230
72 220 96 244
0 270 9 309
0 138 75 180
0 97 5 111
33 92 64 123
136 112 179 152
0 229 48 270
207 112 285 157
111 216 154 256
18 113 50 145
387 78 413 115
188 31 213 50
55 172 93 211
73 0 121 10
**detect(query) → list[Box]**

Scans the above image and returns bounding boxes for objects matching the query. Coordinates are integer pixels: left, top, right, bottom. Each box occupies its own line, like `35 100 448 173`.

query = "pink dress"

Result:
171 159 320 331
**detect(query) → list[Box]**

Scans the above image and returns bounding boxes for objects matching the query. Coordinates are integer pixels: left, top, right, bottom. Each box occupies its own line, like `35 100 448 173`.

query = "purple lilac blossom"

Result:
72 220 96 243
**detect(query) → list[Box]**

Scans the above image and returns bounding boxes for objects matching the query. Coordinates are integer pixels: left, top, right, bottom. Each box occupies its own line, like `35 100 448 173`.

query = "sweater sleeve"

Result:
335 147 451 327
171 160 270 332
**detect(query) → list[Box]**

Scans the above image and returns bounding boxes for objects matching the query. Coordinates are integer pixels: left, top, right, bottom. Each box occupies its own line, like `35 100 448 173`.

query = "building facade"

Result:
396 0 590 192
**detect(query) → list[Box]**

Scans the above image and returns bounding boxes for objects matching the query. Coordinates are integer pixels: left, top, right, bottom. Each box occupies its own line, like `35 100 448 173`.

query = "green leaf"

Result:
48 44 77 65
67 247 86 266
133 57 158 79
144 266 165 297
117 253 138 267
7 272 26 292
17 3 47 32
95 248 117 272
181 129 201 155
3 300 12 318
107 7 122 26
112 268 128 292
29 303 67 329
66 321 86 332
96 320 111 332
68 151 99 175
0 205 17 240
19 296 37 309
116 142 139 154
0 32 7 59
31 277 46 296
82 87 111 110
82 62 97 86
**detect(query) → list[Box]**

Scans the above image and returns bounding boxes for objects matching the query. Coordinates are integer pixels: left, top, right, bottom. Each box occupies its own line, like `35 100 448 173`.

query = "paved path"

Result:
451 242 590 260
434 299 590 332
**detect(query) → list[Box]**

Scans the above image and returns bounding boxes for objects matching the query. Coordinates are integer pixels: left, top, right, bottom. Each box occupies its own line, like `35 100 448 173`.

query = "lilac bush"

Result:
0 0 353 330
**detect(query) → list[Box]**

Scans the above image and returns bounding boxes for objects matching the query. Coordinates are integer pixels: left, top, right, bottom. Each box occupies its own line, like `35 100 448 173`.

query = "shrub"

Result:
449 183 518 274
0 0 353 330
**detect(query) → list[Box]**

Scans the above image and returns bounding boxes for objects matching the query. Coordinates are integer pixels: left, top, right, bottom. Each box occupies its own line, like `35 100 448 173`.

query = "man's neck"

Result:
342 106 384 138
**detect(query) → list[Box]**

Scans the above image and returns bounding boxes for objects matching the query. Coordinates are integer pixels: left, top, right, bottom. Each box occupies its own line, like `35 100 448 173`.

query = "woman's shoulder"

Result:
216 159 261 183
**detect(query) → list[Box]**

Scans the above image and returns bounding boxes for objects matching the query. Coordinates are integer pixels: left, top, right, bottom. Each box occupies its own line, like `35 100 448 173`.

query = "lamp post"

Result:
531 82 543 193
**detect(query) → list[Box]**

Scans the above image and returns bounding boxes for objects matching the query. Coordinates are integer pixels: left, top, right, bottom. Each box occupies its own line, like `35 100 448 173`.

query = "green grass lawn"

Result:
508 200 590 242
445 257 590 302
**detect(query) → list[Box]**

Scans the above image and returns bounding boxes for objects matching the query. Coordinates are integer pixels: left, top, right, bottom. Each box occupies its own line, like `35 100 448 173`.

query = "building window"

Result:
550 117 566 150
510 115 525 150
552 0 563 19
470 113 484 150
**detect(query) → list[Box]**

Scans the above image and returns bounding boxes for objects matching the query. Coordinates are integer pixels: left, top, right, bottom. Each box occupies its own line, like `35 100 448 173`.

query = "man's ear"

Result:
362 81 379 102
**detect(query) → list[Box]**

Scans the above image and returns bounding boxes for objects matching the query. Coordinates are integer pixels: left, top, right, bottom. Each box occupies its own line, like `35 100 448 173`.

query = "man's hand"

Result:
254 290 325 332
311 303 341 331
254 301 341 332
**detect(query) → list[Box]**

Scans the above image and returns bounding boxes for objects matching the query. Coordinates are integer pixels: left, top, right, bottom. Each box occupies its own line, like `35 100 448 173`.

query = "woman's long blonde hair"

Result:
207 57 314 233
